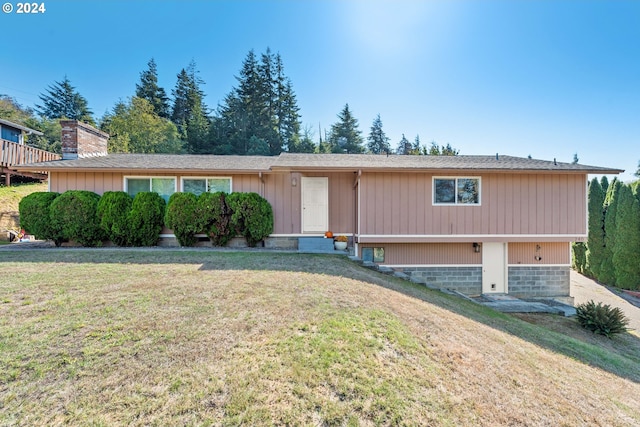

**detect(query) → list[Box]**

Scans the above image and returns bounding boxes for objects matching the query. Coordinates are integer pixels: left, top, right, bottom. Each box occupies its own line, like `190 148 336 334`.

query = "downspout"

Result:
258 171 264 197
353 169 361 256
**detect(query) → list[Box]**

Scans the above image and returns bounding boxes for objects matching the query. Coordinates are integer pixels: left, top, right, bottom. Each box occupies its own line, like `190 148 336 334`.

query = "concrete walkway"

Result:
570 271 640 337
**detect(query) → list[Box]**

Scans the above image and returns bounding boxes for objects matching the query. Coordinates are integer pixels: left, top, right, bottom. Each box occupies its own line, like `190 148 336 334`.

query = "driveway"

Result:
571 271 640 337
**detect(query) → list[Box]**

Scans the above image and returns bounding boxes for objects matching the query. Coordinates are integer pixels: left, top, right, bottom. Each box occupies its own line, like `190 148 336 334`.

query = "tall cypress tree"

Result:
367 114 390 154
136 58 170 119
327 104 364 154
585 178 605 279
37 76 94 125
599 179 622 285
612 184 640 289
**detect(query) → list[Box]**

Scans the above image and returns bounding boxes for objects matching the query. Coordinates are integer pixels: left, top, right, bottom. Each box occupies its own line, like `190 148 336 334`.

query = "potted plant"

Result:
334 235 348 250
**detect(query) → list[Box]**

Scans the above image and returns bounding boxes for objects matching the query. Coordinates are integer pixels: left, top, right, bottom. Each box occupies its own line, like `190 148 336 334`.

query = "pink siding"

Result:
50 171 125 194
359 172 587 239
359 243 482 265
508 242 570 265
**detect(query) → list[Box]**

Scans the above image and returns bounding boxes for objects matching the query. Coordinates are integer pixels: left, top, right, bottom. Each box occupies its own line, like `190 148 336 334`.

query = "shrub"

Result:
227 192 273 247
165 192 199 246
97 191 133 246
576 300 630 338
197 192 233 246
49 190 104 247
19 191 64 245
129 192 166 246
571 242 587 274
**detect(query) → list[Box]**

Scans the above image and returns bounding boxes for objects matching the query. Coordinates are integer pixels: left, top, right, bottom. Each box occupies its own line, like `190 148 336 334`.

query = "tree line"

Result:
573 177 640 290
1 48 460 157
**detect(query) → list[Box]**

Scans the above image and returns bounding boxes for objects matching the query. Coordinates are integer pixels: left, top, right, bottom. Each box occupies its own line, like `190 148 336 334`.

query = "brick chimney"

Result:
61 120 109 160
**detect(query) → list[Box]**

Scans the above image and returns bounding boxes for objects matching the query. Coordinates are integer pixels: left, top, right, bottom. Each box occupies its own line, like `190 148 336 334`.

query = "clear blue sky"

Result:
1 0 638 181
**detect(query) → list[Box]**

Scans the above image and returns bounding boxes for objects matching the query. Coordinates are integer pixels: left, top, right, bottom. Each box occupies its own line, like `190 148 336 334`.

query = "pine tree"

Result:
612 184 640 289
572 153 579 164
599 179 622 285
36 76 94 125
585 178 605 279
367 114 390 154
136 58 170 119
174 61 210 152
635 160 640 178
327 104 364 154
396 134 412 155
411 135 422 155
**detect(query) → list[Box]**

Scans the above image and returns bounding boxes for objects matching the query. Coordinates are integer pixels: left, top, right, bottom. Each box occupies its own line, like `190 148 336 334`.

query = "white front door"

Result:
482 242 507 294
301 177 328 233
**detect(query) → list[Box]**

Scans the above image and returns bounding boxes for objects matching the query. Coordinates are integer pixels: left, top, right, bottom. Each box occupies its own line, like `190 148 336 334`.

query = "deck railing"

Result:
1 138 60 173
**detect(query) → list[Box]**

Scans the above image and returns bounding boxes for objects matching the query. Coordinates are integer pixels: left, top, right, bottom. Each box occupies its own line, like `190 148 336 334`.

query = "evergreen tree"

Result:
600 176 609 194
396 134 412 155
635 160 640 178
599 179 622 285
412 135 422 155
327 104 364 153
102 97 182 154
136 58 170 119
287 125 316 153
585 178 605 279
612 184 640 289
186 102 210 154
214 49 302 155
572 153 579 164
171 61 209 142
367 114 390 154
423 141 460 156
36 76 94 125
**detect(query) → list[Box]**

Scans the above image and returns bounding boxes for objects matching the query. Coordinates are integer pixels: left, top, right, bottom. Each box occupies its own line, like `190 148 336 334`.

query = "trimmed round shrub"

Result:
197 192 233 246
227 192 273 247
19 191 64 245
128 192 166 246
576 300 630 338
165 192 199 247
97 191 133 246
49 190 104 247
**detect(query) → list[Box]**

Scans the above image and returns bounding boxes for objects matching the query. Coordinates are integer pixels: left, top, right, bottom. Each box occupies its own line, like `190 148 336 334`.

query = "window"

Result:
433 177 480 205
182 177 231 196
362 247 385 263
125 177 176 202
1 126 21 143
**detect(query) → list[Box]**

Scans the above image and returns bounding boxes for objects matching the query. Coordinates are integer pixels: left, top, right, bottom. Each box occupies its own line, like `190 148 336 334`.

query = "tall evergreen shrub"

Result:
19 192 64 245
49 190 104 246
129 192 165 246
585 178 605 279
572 242 587 274
165 192 199 246
97 191 133 246
599 180 622 285
227 192 273 247
197 192 233 246
612 185 640 290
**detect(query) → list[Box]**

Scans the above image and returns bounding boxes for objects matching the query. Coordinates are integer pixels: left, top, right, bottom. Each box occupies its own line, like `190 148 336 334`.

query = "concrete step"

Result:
298 237 346 254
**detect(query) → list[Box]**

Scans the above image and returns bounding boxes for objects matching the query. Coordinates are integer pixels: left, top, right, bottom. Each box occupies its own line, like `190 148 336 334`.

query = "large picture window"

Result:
125 177 176 202
433 177 480 205
182 177 231 196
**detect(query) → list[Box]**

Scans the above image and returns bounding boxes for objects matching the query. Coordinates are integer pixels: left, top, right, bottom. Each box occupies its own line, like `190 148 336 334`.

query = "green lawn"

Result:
1 250 639 426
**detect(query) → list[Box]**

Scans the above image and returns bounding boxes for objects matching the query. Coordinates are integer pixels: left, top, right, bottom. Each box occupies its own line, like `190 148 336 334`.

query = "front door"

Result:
301 177 328 233
482 242 507 294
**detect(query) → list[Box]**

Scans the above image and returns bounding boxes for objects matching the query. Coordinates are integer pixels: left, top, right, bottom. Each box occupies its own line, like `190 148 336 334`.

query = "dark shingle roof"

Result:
15 152 623 174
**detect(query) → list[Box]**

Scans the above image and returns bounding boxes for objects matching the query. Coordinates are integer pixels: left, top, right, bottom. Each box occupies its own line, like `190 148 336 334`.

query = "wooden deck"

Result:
0 138 60 185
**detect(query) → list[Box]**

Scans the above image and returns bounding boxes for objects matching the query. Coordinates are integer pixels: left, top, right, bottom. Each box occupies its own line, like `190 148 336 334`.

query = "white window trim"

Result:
123 176 178 195
432 176 481 206
180 176 233 193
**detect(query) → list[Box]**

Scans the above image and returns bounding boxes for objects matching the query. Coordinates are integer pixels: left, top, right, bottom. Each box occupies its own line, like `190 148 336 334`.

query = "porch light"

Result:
291 177 297 187
473 242 480 253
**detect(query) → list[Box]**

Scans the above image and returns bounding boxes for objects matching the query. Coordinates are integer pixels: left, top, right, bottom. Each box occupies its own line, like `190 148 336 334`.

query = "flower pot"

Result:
334 241 347 251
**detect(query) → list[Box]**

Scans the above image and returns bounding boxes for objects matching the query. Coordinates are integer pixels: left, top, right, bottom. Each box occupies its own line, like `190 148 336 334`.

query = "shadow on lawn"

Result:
3 247 640 383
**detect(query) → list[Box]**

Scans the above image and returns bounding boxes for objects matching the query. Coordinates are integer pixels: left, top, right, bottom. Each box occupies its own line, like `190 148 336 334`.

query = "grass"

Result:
1 249 640 426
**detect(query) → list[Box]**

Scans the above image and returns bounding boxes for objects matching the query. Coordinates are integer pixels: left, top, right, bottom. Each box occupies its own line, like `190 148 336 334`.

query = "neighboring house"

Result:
16 120 623 301
0 118 58 185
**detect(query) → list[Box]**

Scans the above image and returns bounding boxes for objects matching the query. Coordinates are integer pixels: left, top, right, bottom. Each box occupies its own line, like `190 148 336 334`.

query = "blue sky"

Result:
1 0 638 181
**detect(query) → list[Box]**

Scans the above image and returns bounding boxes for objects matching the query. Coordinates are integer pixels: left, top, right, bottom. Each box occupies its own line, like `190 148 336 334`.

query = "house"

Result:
0 118 58 185
16 120 623 301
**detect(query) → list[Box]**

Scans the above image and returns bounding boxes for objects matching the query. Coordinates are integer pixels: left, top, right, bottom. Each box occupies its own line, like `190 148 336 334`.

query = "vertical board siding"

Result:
359 243 482 265
360 172 587 236
508 242 570 265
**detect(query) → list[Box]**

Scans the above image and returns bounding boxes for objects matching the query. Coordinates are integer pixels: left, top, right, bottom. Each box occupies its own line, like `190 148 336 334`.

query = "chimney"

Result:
61 120 109 160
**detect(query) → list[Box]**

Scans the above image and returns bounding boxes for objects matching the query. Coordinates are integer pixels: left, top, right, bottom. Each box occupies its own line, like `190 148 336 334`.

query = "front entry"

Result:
301 177 328 233
482 242 507 294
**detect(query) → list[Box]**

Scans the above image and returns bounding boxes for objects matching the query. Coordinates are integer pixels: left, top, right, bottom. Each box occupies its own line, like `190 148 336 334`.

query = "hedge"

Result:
227 192 273 247
49 190 104 247
19 191 64 246
128 192 166 246
97 191 133 246
197 192 233 246
165 192 199 246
